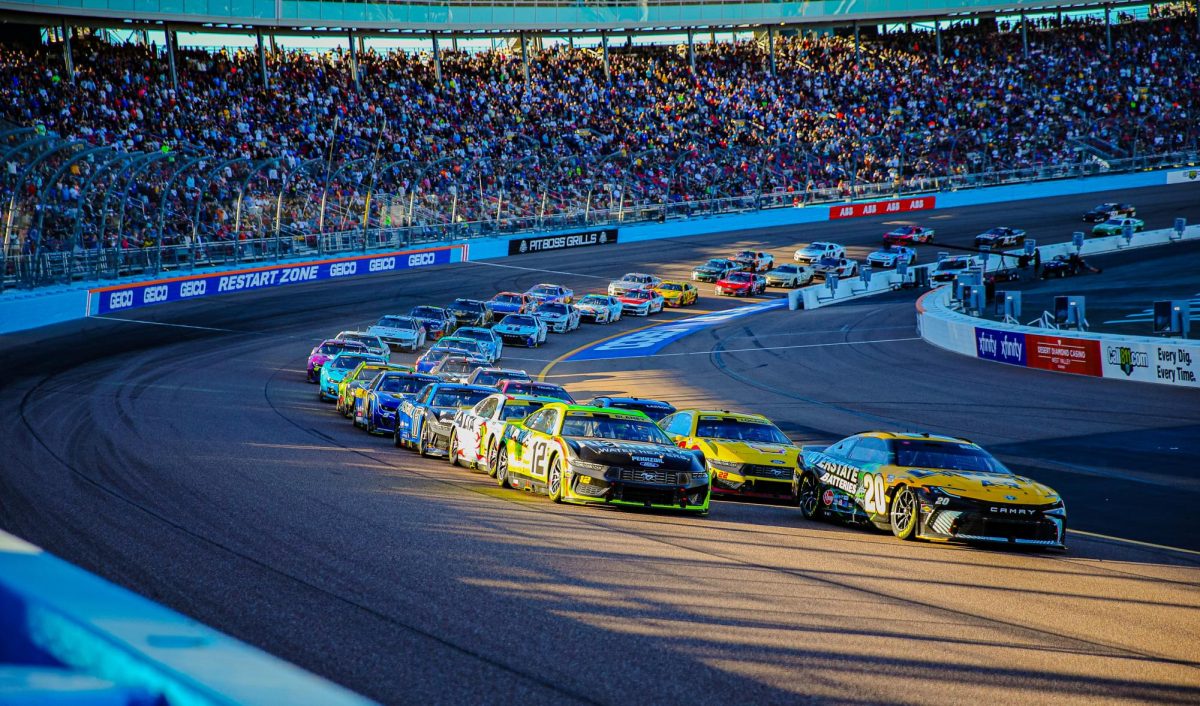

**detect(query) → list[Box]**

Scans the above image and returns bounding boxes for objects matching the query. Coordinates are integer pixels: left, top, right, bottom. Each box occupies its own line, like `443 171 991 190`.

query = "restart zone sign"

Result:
829 196 935 220
93 247 456 315
507 228 618 256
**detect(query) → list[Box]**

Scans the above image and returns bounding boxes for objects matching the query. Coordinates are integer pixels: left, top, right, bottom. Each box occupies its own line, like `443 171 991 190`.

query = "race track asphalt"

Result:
1 182 1198 704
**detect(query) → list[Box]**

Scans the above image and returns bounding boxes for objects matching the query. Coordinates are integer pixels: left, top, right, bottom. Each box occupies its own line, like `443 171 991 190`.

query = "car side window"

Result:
475 398 497 418
848 438 889 465
416 386 433 405
524 409 552 433
825 437 858 459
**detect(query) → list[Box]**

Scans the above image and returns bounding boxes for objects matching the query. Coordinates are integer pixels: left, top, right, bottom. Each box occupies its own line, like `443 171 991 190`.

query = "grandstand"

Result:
0 0 1195 289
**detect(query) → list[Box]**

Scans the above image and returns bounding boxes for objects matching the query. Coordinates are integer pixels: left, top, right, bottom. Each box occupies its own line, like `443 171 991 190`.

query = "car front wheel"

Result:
496 449 512 488
890 486 920 540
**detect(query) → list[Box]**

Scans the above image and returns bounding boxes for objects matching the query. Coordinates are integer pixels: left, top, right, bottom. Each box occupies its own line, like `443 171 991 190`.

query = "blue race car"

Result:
358 371 439 433
488 291 533 316
492 314 549 348
452 326 504 362
409 305 457 341
574 294 624 324
393 382 496 455
319 351 387 402
525 283 574 305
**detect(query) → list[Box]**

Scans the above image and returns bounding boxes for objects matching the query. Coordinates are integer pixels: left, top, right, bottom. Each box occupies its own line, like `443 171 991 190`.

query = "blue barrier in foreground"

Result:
0 530 374 706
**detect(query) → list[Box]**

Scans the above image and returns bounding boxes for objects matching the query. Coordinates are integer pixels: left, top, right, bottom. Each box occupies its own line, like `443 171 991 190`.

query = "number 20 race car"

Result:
797 432 1066 549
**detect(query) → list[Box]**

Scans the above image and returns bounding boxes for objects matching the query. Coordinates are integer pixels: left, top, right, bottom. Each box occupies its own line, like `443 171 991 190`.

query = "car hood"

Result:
893 467 1060 504
565 439 699 471
495 324 535 334
369 326 417 338
699 439 800 465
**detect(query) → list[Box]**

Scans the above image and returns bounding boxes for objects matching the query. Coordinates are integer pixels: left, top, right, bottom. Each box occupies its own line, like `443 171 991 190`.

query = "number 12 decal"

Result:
862 473 887 515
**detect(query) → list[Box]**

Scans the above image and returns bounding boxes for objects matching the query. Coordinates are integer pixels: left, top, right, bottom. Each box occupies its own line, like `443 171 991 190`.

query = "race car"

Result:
692 258 741 283
659 409 800 502
494 403 710 514
429 335 494 364
333 331 390 358
794 242 845 264
608 273 661 297
618 288 665 316
367 315 426 354
796 431 1066 548
1040 254 1082 278
1082 202 1136 223
496 379 574 402
525 283 574 305
446 298 493 328
448 393 552 472
393 382 496 455
533 302 582 333
984 268 1023 284
730 250 775 273
930 256 975 283
812 257 860 279
451 326 503 362
357 371 439 433
1092 216 1144 236
307 338 368 383
336 360 411 417
319 351 387 402
429 355 491 384
493 314 549 348
415 348 476 374
589 396 676 422
715 271 767 296
866 245 917 269
467 367 532 388
488 291 533 316
764 263 815 288
883 225 935 245
409 305 457 341
575 294 623 324
653 281 698 307
974 226 1026 248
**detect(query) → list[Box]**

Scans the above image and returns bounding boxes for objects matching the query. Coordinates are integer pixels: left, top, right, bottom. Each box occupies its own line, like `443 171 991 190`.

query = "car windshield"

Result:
500 401 545 421
623 274 649 283
410 306 443 319
441 360 483 374
695 419 791 444
349 366 382 382
936 259 969 271
422 350 451 363
606 402 674 422
726 272 752 283
476 370 529 386
660 283 683 291
318 342 356 355
578 295 607 305
431 389 493 408
503 381 572 401
539 304 568 315
377 317 414 330
1103 219 1125 226
625 290 651 300
774 265 797 273
503 315 536 327
437 339 480 352
804 244 827 252
817 257 840 267
379 376 433 394
332 354 377 371
561 415 674 443
494 294 522 304
702 260 728 268
530 286 559 295
457 330 491 342
451 300 483 312
893 440 1011 474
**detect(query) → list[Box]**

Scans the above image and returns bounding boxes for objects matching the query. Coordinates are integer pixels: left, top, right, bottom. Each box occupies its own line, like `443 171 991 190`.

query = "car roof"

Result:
595 396 674 408
685 409 773 423
537 401 650 418
858 430 975 444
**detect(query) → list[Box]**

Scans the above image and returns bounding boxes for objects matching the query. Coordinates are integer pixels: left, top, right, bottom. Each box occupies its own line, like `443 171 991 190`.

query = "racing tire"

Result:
418 423 433 458
547 458 564 503
496 449 512 489
366 410 377 435
485 442 499 478
448 430 461 467
890 485 920 540
798 471 825 521
392 425 403 448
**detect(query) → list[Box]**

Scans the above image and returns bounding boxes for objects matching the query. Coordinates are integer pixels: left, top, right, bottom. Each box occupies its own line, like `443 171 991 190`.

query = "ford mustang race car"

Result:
430 336 494 363
337 361 411 416
715 271 767 296
367 315 426 354
812 257 859 279
415 348 475 374
1092 216 1144 236
489 291 533 316
794 242 844 264
796 432 1066 548
692 258 740 283
608 273 661 296
660 410 799 502
866 245 917 269
533 302 582 333
493 314 549 347
451 326 503 362
525 283 574 305
1082 202 1135 223
394 382 496 455
319 351 387 401
496 379 574 402
654 281 698 307
589 396 676 422
764 263 815 288
358 371 439 432
467 367 531 387
974 226 1026 248
429 355 490 383
495 403 710 513
307 339 368 382
409 306 457 341
883 225 935 245
930 256 975 283
448 393 552 472
731 250 775 273
447 298 493 328
618 288 665 315
575 294 623 323
333 331 390 358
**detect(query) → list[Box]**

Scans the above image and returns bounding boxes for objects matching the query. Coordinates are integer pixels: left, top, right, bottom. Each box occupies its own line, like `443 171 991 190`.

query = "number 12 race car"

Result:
796 432 1066 549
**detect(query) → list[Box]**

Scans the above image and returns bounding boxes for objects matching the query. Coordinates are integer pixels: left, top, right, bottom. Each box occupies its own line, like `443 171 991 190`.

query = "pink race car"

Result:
307 338 368 383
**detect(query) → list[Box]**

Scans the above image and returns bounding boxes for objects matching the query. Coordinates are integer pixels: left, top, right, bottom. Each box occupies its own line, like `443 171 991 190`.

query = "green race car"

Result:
1091 217 1144 236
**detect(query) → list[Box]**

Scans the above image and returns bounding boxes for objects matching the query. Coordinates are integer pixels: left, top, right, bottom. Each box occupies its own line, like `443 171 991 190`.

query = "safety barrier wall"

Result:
0 529 372 706
915 225 1200 388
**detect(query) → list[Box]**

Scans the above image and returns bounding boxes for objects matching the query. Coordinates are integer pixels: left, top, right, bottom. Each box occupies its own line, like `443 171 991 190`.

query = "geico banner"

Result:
828 196 935 220
1102 340 1200 386
94 247 454 315
1166 168 1200 185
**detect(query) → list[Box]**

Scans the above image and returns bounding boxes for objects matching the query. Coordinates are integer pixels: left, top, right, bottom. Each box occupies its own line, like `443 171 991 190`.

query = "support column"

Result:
452 36 459 52
766 26 776 76
1105 6 1112 53
165 26 177 90
432 35 443 86
853 21 860 64
934 20 941 63
687 28 695 74
347 31 360 92
568 36 574 50
601 32 610 83
520 33 530 85
256 29 268 88
61 20 74 84
1020 13 1028 58
710 30 716 44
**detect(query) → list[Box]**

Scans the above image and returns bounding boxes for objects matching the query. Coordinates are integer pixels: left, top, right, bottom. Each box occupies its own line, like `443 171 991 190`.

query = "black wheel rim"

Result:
497 454 508 483
799 475 819 516
891 489 915 532
549 463 562 497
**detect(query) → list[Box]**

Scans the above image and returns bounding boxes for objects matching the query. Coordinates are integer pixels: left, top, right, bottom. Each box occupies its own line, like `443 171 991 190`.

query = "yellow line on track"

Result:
1068 529 1200 557
538 320 665 380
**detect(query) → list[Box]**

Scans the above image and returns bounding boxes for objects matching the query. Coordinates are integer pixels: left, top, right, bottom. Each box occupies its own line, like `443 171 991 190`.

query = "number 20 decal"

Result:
862 473 887 515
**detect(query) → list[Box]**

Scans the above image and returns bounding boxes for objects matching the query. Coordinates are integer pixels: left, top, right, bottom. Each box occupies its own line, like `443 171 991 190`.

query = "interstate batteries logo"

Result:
508 228 618 256
1107 345 1149 377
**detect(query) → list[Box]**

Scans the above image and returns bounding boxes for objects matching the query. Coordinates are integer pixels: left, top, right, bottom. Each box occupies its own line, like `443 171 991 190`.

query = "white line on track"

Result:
463 260 611 280
1068 529 1200 557
88 315 238 332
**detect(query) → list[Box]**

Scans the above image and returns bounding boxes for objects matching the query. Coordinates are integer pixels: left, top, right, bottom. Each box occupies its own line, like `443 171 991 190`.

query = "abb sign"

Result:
829 197 936 220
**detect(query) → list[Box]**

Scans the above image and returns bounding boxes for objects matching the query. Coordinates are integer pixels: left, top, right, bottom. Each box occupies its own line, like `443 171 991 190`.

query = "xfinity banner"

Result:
975 327 1027 366
93 246 456 315
507 228 618 256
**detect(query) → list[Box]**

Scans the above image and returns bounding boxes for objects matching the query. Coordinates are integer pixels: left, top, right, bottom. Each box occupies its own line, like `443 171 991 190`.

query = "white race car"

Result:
764 263 815 288
794 242 845 264
448 393 551 473
492 314 549 348
608 273 661 296
812 257 860 279
866 245 917 269
617 288 665 316
533 302 582 333
575 294 624 324
930 256 976 283
334 331 390 358
368 315 426 353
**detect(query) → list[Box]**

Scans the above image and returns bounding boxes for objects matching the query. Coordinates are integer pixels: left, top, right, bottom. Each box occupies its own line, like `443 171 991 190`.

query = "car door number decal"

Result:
530 439 550 478
862 473 886 515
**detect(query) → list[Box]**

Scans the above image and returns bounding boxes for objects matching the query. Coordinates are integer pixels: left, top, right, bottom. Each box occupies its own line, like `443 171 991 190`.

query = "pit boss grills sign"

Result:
508 229 619 256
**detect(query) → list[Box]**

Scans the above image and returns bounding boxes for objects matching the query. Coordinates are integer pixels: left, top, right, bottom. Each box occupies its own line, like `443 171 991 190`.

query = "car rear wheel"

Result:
547 458 564 503
485 442 499 477
798 471 825 521
496 449 512 488
890 486 920 540
448 430 461 467
418 423 433 458
366 409 377 434
393 423 403 448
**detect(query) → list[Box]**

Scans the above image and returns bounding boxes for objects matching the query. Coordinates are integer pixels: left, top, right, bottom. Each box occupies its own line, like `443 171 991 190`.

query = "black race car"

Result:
588 396 678 422
447 298 493 327
1041 255 1079 278
1082 202 1135 223
974 227 1026 247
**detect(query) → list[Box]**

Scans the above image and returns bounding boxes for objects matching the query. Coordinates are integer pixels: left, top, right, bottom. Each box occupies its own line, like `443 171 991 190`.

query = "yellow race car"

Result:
658 410 800 502
798 431 1066 549
337 361 412 417
653 280 699 307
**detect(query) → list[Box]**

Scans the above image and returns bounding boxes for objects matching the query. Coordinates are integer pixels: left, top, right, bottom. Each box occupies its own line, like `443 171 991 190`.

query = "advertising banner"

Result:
507 228 618 256
975 326 1027 366
1166 168 1200 185
1102 340 1200 386
93 246 456 315
1026 334 1102 377
828 196 936 220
